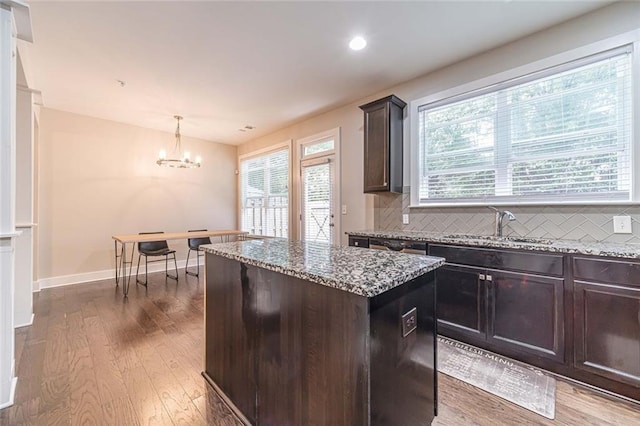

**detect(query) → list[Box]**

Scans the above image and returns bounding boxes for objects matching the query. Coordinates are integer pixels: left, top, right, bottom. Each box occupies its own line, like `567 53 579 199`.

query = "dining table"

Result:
112 230 247 296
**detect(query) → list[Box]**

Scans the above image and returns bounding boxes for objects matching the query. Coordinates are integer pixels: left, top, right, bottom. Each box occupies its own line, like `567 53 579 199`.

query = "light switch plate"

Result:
613 216 632 234
402 214 409 225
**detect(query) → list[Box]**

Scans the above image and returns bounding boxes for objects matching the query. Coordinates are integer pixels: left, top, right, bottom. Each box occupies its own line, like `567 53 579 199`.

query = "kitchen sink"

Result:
443 234 554 245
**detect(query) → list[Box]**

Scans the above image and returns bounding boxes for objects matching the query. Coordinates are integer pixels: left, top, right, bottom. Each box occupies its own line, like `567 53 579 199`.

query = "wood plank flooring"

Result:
1 270 639 425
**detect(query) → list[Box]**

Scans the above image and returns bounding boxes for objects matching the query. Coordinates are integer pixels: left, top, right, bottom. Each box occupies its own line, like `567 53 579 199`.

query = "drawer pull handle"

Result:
479 274 486 280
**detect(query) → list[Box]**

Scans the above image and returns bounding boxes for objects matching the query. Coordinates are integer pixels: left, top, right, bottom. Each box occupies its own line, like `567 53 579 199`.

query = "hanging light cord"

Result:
174 115 182 153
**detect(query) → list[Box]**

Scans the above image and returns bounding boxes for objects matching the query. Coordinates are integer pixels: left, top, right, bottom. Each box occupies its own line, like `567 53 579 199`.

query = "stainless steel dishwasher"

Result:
368 238 427 254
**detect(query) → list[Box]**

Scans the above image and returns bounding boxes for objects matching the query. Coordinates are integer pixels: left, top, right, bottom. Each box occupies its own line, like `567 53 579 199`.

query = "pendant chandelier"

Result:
157 115 201 168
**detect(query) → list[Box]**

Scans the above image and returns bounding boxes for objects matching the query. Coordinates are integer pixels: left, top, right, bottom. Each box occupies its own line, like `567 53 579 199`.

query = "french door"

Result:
301 157 336 244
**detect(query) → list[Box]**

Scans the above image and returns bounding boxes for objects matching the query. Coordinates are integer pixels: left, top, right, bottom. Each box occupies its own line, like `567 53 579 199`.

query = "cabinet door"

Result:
574 280 640 387
363 103 389 192
487 269 564 362
436 264 486 342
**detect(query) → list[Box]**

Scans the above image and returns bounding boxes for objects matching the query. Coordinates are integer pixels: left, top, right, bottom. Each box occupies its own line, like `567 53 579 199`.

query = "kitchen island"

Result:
201 238 444 425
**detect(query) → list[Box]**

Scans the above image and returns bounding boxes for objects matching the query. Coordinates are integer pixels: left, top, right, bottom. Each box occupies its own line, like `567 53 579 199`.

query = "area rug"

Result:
437 336 556 419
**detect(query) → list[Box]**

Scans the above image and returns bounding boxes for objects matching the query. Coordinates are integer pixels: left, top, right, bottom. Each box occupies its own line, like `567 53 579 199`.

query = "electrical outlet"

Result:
341 205 347 215
402 307 417 337
613 216 632 234
402 214 409 225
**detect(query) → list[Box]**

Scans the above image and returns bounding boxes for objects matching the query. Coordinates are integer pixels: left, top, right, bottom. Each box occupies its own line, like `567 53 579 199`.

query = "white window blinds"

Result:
240 148 289 237
417 46 633 205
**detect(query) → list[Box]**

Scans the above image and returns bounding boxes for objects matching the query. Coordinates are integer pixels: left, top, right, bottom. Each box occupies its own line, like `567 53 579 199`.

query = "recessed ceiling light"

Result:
349 36 367 51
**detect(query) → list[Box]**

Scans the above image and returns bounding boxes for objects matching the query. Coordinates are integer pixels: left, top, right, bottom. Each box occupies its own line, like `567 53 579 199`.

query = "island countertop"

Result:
201 238 444 297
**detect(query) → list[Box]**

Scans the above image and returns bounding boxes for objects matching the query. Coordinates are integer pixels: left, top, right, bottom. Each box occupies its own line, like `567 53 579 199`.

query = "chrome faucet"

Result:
495 210 516 237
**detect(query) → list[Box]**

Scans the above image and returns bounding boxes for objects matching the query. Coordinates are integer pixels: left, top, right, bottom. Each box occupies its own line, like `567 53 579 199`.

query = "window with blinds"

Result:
417 46 633 205
240 148 289 237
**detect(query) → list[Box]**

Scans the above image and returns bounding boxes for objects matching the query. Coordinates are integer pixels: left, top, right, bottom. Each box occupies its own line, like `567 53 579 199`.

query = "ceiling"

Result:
24 1 611 145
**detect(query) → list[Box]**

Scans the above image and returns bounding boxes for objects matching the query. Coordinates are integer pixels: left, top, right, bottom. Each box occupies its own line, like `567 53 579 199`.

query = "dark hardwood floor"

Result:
1 270 638 425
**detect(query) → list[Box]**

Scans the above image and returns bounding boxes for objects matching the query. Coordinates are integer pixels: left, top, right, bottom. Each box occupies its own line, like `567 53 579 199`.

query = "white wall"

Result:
37 108 237 285
238 2 640 243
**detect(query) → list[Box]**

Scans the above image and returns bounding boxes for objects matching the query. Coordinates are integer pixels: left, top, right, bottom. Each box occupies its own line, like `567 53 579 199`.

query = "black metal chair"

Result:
185 229 212 277
136 232 178 286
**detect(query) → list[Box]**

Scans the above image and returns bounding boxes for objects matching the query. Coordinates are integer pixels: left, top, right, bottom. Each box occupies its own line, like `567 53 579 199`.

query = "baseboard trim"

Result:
38 258 202 290
15 313 34 329
202 372 251 425
0 377 17 410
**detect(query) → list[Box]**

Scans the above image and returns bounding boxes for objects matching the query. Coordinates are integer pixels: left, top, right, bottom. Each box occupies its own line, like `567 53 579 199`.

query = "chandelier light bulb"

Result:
349 36 367 51
159 149 166 160
195 155 202 165
184 151 191 161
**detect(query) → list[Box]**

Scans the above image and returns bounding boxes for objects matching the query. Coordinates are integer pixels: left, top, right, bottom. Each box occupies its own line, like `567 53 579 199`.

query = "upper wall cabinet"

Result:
359 95 406 193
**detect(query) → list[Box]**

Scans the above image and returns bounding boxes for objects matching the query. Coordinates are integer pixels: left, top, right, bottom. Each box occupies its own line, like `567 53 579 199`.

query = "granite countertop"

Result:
347 229 640 259
200 238 444 297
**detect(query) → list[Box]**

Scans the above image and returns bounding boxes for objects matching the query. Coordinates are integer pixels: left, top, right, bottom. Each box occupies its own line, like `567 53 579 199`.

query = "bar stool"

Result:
136 232 178 286
185 229 212 277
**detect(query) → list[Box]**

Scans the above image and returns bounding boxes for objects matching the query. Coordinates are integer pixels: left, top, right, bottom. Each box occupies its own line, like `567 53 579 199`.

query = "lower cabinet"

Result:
436 264 486 341
487 269 564 362
430 244 565 362
573 257 640 388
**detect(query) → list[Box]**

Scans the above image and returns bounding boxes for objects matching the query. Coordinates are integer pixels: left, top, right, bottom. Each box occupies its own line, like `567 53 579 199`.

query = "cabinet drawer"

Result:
429 244 563 276
573 256 640 288
348 236 369 248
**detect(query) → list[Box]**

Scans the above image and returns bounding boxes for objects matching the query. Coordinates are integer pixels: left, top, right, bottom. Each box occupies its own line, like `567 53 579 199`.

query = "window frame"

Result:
410 31 640 207
237 140 292 238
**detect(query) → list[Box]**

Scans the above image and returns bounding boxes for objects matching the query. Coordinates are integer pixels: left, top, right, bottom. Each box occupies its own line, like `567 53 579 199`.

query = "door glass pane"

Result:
302 162 333 243
303 139 334 157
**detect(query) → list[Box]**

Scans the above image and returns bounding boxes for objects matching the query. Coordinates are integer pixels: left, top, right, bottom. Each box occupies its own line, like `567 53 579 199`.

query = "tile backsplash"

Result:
374 187 640 244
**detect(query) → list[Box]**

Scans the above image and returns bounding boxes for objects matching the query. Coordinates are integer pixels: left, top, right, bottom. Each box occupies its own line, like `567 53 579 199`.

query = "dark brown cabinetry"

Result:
573 257 640 388
359 95 406 193
347 233 640 400
205 252 438 425
435 263 486 340
429 244 565 362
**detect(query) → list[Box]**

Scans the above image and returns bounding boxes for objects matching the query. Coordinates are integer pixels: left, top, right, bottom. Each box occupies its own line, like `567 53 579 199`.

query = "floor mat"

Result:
437 336 556 419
